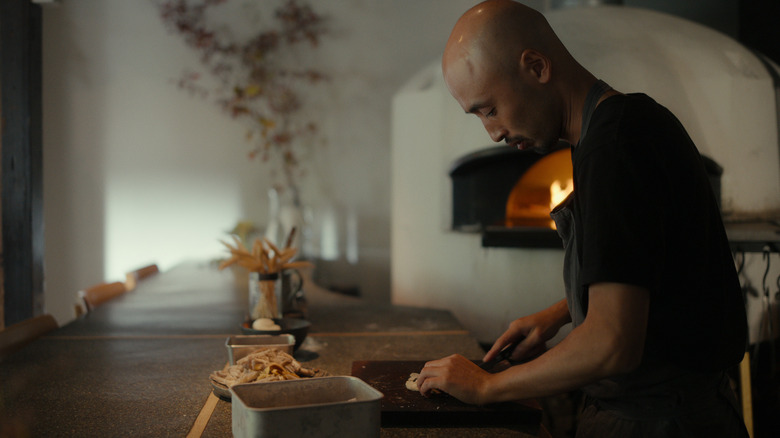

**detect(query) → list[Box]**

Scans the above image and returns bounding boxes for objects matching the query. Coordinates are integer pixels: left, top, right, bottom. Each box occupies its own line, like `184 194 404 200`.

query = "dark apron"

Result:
551 197 747 438
547 81 749 438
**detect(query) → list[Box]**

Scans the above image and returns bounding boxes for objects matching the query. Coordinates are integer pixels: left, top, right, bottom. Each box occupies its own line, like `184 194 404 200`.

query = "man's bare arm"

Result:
418 282 649 405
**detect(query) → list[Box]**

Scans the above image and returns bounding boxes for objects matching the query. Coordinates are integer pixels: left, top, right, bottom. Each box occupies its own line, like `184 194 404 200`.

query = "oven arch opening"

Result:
449 145 722 249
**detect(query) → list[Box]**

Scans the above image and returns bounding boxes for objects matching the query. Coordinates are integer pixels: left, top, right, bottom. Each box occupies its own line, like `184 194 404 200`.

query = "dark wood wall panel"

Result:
0 0 44 327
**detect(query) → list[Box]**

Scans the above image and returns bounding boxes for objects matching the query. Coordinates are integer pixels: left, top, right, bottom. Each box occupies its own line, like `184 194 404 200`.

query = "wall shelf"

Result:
726 220 780 253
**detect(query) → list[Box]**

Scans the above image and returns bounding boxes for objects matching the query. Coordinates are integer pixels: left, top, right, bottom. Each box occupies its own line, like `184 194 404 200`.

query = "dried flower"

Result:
218 234 312 274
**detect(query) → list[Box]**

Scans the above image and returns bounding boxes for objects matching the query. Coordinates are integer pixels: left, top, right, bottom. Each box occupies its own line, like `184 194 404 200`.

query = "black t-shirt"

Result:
571 93 746 372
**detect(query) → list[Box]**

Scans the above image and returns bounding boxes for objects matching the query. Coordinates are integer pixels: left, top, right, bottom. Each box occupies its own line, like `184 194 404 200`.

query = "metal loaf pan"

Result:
231 376 384 438
225 335 295 364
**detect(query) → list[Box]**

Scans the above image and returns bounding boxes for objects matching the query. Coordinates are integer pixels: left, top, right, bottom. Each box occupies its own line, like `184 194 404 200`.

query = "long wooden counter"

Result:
0 261 542 437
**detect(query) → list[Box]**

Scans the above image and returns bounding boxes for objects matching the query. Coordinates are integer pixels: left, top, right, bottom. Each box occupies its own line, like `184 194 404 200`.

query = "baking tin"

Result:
225 334 295 364
231 376 383 438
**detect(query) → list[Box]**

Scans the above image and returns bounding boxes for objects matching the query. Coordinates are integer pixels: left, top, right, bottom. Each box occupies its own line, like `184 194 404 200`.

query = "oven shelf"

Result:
480 220 780 252
481 226 563 249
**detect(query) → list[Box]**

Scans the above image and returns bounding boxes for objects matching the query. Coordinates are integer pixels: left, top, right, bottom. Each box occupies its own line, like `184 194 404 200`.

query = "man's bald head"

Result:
441 0 597 149
443 0 565 84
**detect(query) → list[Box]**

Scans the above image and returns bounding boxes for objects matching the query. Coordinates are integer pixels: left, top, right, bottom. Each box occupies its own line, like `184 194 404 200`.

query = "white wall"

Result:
40 0 482 325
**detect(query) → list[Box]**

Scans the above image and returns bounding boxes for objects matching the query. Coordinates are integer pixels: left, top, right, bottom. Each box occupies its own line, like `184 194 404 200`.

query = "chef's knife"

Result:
479 338 523 371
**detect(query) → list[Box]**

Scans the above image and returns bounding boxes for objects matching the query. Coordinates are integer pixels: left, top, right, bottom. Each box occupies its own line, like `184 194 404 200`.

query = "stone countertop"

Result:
0 262 542 437
1 336 223 437
54 262 467 337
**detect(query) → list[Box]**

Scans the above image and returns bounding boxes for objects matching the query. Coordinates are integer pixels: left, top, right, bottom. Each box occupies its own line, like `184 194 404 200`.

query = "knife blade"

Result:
479 339 523 371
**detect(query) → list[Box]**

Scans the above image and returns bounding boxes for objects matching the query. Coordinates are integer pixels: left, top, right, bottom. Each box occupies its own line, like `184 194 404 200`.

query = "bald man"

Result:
415 1 749 437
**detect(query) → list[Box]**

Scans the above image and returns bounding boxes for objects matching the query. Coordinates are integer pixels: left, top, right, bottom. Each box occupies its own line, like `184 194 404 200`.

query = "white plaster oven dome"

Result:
545 5 779 215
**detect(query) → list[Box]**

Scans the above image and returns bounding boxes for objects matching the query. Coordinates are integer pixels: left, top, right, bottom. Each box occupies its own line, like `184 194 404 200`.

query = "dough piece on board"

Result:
405 372 420 391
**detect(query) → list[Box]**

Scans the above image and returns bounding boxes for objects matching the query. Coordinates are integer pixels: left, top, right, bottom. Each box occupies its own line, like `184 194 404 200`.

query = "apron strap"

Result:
579 79 612 144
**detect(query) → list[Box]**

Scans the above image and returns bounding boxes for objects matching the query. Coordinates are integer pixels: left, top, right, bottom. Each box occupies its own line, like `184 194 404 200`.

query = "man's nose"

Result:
485 122 507 143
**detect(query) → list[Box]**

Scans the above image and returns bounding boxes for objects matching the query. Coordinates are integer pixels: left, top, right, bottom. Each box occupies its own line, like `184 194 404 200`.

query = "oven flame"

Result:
504 149 573 230
550 178 573 210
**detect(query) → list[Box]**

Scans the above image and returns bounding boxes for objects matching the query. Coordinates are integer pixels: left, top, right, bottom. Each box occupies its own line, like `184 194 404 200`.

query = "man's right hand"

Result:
483 298 571 363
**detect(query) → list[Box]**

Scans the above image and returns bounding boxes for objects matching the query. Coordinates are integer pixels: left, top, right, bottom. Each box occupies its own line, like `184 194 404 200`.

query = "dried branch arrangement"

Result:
156 0 329 187
219 229 312 319
218 235 311 274
219 227 314 320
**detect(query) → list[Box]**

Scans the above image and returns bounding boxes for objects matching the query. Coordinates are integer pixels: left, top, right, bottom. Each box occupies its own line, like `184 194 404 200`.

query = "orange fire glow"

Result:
550 178 574 210
505 149 573 229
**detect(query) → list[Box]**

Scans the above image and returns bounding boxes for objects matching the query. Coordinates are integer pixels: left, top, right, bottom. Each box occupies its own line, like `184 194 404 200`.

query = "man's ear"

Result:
519 49 551 84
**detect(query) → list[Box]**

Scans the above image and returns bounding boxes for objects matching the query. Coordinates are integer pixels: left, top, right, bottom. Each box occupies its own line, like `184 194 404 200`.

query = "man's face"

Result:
443 54 560 155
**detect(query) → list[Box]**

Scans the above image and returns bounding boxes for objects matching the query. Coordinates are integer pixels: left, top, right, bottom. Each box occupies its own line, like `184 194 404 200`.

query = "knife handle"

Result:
496 339 520 361
480 338 524 370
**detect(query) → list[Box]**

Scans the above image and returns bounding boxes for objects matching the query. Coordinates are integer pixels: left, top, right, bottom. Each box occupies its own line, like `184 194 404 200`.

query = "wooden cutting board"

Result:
351 360 542 427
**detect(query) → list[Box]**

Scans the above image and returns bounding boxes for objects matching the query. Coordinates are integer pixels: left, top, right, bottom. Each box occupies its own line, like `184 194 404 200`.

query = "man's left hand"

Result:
416 354 494 405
